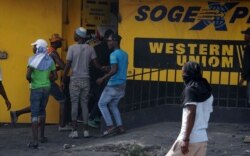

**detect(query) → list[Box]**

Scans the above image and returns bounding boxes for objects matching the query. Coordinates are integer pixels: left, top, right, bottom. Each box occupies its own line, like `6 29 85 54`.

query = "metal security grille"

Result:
121 67 248 113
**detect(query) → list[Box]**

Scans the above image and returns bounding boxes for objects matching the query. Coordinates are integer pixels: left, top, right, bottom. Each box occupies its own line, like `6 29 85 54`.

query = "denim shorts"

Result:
30 87 50 122
50 82 66 104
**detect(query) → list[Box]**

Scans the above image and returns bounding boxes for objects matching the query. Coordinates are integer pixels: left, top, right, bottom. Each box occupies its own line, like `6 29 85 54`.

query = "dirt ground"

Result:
0 122 250 156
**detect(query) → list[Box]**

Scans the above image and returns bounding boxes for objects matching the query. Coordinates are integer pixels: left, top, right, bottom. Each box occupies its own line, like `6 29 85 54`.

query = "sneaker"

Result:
10 111 18 125
88 119 99 128
83 130 90 138
58 125 73 132
93 117 101 123
77 119 84 123
68 131 78 139
40 137 48 143
117 126 126 135
27 142 38 149
103 126 117 136
77 119 88 124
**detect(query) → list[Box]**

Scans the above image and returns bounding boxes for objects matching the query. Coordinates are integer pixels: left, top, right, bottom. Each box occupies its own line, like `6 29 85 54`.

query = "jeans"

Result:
70 78 90 123
98 83 126 127
30 87 50 122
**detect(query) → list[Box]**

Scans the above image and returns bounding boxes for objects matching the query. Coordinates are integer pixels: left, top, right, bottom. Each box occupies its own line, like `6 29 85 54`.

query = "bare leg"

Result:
32 121 38 146
39 116 46 138
16 106 31 117
72 120 77 131
59 103 65 127
10 106 31 125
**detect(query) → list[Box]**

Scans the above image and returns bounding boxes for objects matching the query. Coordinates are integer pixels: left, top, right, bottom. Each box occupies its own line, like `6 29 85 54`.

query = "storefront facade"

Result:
0 0 250 123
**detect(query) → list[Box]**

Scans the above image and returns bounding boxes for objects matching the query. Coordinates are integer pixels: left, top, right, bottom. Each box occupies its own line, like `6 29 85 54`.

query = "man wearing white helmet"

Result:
62 27 101 138
27 39 57 148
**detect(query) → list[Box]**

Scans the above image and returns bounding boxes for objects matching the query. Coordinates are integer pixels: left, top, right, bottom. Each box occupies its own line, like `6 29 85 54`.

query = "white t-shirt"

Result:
177 95 213 143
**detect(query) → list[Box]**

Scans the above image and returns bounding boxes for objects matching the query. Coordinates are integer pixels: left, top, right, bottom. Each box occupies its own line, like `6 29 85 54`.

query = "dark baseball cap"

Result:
104 29 114 39
242 28 250 35
111 34 122 41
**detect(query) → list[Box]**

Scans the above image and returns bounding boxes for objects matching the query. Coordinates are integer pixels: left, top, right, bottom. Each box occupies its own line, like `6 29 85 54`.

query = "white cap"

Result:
75 27 87 38
31 39 48 48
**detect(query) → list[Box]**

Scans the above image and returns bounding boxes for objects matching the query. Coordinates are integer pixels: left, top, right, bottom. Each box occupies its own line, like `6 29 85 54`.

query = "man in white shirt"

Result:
166 61 213 156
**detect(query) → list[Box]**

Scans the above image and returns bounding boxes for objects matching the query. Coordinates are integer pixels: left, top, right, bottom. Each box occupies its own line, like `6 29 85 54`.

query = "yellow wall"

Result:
0 0 63 123
119 0 249 86
62 0 81 54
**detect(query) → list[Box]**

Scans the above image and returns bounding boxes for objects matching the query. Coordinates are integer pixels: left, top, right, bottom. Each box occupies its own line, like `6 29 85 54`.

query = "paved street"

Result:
0 122 250 156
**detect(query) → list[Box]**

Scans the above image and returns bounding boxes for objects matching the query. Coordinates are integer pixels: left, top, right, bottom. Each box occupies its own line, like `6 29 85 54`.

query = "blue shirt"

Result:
108 49 128 86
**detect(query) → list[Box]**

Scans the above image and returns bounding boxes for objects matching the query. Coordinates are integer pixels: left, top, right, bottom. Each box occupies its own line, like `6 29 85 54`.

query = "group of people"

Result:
0 27 249 155
5 27 128 148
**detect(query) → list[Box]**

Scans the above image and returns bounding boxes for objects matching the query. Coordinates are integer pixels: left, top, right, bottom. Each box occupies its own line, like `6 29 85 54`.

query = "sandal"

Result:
27 142 38 149
40 137 48 143
103 126 117 136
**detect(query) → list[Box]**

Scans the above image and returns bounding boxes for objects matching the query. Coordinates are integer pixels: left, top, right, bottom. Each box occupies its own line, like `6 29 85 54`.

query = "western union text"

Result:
149 42 234 68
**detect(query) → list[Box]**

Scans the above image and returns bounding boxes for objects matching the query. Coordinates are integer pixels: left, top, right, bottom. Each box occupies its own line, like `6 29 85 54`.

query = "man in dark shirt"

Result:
240 28 250 104
88 29 114 128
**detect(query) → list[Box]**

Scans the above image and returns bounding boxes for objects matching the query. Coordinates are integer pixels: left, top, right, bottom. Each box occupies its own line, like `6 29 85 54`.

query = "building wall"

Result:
2 0 248 123
62 0 81 55
119 0 249 85
0 0 63 123
119 0 250 113
0 0 112 123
